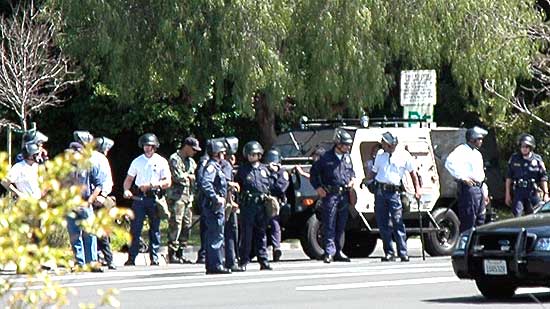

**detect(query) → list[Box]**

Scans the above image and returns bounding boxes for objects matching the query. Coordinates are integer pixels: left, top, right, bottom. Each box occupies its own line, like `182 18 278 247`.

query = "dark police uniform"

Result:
199 158 228 272
309 146 355 259
195 155 209 263
221 159 239 269
235 162 273 268
268 165 290 257
507 153 547 216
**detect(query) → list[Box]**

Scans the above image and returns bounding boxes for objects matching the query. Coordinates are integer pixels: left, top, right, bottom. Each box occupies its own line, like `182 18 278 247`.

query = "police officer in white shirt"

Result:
123 133 172 266
445 126 489 233
2 143 41 199
369 132 420 262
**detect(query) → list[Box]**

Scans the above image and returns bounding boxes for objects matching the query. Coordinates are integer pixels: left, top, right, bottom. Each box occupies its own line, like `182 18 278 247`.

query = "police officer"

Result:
2 143 42 199
368 132 420 262
505 133 548 217
16 129 49 164
309 129 355 263
236 141 273 271
89 136 117 270
67 131 102 271
166 137 201 264
445 126 489 233
123 133 171 266
195 153 209 264
264 148 290 262
219 137 243 272
199 139 230 274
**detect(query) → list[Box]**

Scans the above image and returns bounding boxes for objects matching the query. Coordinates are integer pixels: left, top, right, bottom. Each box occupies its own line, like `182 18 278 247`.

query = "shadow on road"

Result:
424 292 550 305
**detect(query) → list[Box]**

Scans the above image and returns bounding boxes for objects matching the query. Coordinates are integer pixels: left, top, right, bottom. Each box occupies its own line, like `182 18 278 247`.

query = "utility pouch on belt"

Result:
264 195 280 218
400 192 410 213
152 189 170 219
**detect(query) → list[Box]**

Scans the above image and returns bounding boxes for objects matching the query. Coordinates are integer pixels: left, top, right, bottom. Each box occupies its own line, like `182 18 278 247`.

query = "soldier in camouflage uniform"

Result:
166 137 201 264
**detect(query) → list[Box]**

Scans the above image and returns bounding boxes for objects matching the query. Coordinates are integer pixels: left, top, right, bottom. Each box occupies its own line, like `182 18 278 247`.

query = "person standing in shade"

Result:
123 133 171 266
166 137 201 264
220 138 243 272
89 136 117 270
445 126 489 233
195 153 209 264
66 131 102 271
309 129 355 263
199 140 230 274
235 141 273 271
368 132 420 262
505 133 548 217
264 148 289 262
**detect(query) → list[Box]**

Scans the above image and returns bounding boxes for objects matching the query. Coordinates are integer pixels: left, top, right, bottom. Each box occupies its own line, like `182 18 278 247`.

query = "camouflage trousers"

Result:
167 198 193 252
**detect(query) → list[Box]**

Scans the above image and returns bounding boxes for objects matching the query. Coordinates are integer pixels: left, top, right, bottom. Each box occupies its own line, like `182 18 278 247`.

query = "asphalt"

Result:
3 240 550 308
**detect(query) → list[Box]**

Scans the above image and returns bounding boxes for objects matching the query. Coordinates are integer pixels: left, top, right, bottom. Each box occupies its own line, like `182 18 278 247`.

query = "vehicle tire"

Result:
300 214 344 260
475 279 516 299
423 207 460 256
343 232 377 258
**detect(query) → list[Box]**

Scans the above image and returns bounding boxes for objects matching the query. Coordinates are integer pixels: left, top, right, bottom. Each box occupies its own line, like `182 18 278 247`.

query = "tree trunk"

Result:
253 92 277 150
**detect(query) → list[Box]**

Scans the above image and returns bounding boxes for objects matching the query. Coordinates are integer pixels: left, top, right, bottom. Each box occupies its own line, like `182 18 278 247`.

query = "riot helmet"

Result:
381 132 398 146
206 139 227 155
264 149 281 164
23 129 48 145
333 129 353 145
94 137 115 153
465 126 488 142
73 130 94 145
138 133 160 148
517 133 536 149
224 136 239 156
22 142 40 159
242 141 264 157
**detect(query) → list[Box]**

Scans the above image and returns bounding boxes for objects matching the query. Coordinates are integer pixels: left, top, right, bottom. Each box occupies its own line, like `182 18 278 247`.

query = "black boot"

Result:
168 248 182 264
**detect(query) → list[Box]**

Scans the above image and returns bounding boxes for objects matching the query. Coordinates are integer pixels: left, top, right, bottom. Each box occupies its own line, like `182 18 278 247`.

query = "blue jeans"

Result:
67 207 97 266
321 193 349 257
375 189 407 257
129 197 161 263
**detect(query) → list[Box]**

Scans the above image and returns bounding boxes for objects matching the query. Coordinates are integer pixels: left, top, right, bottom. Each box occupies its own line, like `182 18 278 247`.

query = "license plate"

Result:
484 259 507 275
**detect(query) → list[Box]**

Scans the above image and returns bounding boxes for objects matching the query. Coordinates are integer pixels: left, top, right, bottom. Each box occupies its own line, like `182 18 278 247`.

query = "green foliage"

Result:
0 147 130 308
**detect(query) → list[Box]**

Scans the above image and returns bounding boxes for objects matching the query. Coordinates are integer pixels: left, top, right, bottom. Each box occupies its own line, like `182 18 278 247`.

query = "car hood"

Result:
475 213 550 234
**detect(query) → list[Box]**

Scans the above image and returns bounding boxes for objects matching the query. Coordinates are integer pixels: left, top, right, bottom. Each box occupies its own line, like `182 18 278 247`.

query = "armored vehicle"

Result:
273 117 503 259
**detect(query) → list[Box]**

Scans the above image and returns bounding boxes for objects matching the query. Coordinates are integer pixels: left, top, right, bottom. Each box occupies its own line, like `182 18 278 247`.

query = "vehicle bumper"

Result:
452 252 550 284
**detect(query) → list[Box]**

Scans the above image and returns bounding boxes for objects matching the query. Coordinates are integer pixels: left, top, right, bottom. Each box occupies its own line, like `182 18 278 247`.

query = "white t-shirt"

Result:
372 148 415 186
127 153 171 187
6 161 40 199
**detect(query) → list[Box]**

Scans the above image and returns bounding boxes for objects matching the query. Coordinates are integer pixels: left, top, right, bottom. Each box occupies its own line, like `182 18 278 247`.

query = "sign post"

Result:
400 70 437 127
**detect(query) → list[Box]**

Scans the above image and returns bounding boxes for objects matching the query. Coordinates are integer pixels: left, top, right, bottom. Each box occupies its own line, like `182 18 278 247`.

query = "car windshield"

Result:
537 201 550 213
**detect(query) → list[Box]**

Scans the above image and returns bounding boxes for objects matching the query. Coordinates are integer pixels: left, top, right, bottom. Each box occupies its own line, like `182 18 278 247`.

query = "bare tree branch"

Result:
0 2 81 131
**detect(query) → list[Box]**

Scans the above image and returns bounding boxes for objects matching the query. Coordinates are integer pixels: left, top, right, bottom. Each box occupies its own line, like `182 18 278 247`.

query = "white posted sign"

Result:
400 70 436 106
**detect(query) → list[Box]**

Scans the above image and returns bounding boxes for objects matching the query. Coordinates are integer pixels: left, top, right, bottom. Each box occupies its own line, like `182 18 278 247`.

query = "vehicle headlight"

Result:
534 237 550 251
455 232 470 251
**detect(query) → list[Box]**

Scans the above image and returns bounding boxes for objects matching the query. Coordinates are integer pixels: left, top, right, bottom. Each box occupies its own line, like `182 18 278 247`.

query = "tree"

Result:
47 0 542 147
0 2 80 132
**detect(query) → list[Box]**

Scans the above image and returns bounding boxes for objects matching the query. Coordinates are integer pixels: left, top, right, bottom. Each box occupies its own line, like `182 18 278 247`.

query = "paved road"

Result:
4 241 550 308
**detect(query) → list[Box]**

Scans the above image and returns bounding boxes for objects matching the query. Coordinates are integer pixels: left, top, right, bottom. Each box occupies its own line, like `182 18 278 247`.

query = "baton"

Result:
416 196 426 261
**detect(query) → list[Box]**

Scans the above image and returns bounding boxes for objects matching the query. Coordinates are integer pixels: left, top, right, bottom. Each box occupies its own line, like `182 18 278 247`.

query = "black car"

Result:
452 202 550 299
